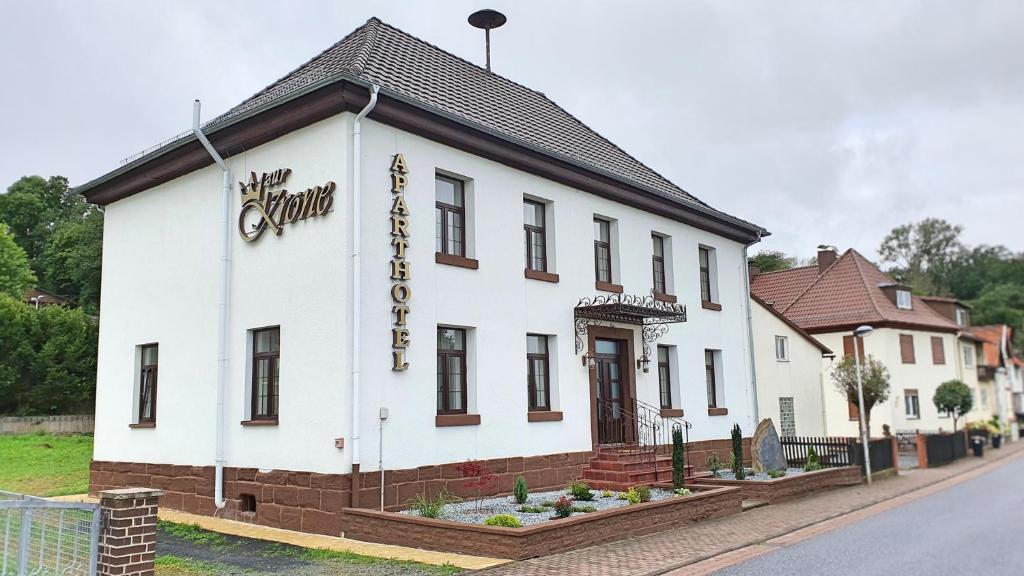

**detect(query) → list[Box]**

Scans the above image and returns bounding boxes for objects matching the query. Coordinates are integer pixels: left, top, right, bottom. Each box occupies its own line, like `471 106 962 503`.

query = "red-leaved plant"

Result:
456 461 498 511
552 495 573 519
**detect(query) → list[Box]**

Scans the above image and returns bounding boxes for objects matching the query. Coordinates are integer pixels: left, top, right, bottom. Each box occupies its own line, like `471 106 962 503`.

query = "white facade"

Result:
93 112 758 476
814 329 960 436
751 299 830 437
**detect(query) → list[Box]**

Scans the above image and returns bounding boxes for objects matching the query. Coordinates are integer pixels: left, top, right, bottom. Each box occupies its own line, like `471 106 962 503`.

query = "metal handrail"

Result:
596 397 693 482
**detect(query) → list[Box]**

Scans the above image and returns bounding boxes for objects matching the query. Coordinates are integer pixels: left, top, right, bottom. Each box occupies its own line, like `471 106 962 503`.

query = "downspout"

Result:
742 233 762 428
193 100 231 510
350 85 379 493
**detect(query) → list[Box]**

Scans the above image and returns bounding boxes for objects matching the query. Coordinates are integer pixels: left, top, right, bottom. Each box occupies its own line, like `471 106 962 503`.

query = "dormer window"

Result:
955 307 968 326
896 290 912 310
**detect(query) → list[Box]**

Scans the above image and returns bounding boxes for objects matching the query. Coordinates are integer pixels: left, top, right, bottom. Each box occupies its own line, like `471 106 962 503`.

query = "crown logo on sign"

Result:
238 172 263 206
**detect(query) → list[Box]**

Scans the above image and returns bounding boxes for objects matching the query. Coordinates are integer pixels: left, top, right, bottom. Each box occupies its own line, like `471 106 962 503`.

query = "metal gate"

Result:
0 490 100 576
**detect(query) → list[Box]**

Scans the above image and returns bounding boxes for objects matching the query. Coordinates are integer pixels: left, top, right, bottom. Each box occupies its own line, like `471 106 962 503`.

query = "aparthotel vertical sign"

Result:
390 154 411 371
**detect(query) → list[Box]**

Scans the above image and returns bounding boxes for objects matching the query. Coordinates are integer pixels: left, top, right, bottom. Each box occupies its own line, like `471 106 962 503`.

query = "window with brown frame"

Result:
705 349 718 408
527 334 550 411
657 346 672 409
652 235 667 294
138 344 158 424
437 327 467 414
251 327 280 420
931 336 945 365
900 334 916 364
699 247 713 303
594 218 612 283
524 200 546 272
435 174 465 257
842 335 865 359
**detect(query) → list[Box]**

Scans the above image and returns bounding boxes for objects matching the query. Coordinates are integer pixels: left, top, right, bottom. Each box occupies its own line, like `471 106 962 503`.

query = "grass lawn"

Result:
0 433 93 496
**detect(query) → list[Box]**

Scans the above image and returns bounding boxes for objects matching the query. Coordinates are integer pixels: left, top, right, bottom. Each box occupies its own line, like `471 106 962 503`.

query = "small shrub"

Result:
513 475 528 504
767 469 786 479
408 487 459 519
632 485 652 503
567 479 595 501
617 492 630 501
518 505 548 514
674 488 692 496
706 453 722 477
731 424 745 480
625 488 641 504
539 500 556 507
552 496 573 518
601 490 614 498
672 427 686 490
483 514 522 528
571 504 597 513
804 446 822 472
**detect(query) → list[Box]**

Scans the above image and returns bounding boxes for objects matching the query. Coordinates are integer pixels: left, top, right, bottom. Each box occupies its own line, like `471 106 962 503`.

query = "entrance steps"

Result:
581 446 698 492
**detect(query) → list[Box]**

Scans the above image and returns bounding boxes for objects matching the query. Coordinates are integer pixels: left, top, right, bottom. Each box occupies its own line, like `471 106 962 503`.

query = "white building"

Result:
79 18 766 529
750 291 834 437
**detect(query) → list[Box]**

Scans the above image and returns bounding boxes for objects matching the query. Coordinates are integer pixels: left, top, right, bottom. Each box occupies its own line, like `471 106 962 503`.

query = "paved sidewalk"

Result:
480 441 1024 576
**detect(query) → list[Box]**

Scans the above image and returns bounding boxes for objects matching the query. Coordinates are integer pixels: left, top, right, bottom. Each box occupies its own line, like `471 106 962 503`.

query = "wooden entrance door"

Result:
594 338 631 444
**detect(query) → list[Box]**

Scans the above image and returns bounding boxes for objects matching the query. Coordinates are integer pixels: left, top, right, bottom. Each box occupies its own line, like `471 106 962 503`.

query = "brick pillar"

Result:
98 488 164 576
916 433 929 469
891 435 900 472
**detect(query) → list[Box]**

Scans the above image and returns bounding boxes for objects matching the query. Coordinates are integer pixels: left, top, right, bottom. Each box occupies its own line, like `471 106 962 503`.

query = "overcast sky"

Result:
3 1 1022 260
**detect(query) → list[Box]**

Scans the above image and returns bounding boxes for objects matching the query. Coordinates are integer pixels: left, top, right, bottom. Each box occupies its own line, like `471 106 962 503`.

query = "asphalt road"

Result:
715 454 1024 576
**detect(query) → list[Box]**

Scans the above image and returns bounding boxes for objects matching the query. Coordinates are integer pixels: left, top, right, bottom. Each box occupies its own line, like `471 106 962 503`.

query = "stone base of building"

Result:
89 439 742 538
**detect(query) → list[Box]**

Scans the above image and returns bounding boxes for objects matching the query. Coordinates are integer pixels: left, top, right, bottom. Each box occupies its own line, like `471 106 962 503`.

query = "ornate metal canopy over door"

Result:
574 293 687 364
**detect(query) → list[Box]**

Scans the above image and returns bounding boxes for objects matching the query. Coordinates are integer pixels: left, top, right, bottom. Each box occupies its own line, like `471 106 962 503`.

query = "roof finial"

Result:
468 9 507 72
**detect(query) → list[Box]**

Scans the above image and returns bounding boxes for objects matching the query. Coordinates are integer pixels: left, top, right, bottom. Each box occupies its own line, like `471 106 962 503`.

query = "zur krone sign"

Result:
390 154 411 371
238 169 336 242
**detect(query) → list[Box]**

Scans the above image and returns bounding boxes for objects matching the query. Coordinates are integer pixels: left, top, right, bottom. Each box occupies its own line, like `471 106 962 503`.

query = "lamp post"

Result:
852 325 874 484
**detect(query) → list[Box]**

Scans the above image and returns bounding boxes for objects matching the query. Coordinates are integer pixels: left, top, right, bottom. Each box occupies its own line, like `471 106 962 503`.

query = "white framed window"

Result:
904 389 920 419
955 307 968 327
896 289 913 310
963 345 975 368
774 336 789 361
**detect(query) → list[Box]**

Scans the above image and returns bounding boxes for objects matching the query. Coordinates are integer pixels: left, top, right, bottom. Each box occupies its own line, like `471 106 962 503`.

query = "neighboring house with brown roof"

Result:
967 325 1022 431
919 297 989 424
23 288 72 308
750 291 834 437
751 247 961 437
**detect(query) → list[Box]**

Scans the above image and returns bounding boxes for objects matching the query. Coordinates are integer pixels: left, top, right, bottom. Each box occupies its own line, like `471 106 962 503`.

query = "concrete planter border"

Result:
339 484 741 559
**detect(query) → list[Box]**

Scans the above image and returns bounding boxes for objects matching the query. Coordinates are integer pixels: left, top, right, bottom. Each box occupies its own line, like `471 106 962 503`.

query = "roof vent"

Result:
468 9 507 72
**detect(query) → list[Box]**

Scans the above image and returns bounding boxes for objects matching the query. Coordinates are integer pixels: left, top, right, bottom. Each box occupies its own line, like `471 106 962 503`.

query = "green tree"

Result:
933 380 973 432
0 223 36 299
970 284 1024 331
41 211 103 312
832 355 891 438
946 245 1021 301
878 218 963 294
0 294 97 415
749 250 796 273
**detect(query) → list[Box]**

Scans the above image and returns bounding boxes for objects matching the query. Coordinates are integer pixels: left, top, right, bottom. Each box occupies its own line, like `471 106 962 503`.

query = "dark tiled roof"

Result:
751 250 960 333
205 18 756 227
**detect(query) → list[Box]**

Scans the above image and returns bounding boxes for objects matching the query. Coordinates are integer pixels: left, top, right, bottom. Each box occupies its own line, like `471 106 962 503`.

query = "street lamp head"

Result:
854 325 874 338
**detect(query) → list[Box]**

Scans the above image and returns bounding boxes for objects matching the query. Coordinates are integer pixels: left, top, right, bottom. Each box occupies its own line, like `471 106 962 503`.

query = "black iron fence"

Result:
923 431 967 467
781 436 895 474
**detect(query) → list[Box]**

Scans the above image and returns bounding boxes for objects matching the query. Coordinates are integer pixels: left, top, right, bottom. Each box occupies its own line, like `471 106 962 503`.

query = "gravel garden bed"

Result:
400 487 679 526
710 468 805 481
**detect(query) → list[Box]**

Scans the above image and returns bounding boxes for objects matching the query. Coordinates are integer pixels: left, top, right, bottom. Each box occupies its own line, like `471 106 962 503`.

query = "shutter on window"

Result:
848 401 860 421
843 336 865 360
900 334 916 364
931 336 945 365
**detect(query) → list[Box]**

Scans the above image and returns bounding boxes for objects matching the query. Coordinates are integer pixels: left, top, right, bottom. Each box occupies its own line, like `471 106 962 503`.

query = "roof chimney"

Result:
748 262 762 280
817 245 838 275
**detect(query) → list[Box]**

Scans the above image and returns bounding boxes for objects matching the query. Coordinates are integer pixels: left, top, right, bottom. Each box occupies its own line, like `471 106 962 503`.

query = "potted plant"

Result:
989 417 1003 449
